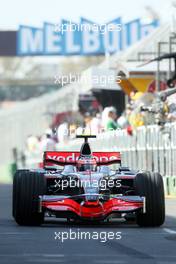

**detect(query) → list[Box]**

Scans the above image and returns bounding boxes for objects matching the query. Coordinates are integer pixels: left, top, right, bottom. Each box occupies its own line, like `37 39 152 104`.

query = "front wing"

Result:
40 195 145 220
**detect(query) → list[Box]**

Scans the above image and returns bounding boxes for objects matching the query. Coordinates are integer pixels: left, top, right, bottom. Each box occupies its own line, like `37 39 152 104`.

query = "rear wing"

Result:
44 151 121 168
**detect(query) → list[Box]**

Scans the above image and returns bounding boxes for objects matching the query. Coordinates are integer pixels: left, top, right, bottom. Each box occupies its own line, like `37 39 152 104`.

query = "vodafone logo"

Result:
46 152 121 163
47 153 78 162
94 155 118 162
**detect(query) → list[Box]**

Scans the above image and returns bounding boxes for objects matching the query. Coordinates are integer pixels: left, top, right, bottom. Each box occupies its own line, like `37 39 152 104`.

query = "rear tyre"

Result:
134 171 165 227
13 170 46 226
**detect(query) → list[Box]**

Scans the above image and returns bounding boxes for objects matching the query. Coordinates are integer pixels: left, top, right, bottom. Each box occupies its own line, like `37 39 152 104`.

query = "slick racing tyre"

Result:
134 172 165 227
12 169 28 218
13 170 46 226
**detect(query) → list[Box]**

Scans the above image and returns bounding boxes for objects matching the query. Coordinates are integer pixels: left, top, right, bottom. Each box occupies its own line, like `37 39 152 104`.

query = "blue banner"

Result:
17 17 159 56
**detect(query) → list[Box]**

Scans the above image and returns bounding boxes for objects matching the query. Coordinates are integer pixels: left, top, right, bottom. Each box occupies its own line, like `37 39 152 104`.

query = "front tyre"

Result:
13 170 46 226
134 172 165 227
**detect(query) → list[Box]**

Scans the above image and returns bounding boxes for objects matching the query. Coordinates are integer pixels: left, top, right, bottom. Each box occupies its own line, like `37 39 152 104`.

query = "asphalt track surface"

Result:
0 184 176 264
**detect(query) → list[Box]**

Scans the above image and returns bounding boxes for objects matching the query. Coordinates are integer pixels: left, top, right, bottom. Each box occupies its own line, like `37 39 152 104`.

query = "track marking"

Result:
27 259 64 263
42 254 65 257
0 254 64 257
94 261 126 264
0 232 31 235
163 228 176 234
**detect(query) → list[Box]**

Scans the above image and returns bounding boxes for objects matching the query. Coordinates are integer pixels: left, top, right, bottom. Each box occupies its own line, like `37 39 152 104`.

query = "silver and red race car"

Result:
13 135 165 226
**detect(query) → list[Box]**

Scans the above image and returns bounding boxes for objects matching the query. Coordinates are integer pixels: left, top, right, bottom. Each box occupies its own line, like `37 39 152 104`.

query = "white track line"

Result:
0 232 31 235
163 228 176 234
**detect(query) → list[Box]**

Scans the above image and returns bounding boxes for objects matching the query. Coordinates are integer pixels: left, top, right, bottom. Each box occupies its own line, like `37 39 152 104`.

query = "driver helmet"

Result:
76 157 97 172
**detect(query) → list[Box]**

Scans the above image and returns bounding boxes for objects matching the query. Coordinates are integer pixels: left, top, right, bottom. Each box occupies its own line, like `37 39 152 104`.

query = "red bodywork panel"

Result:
44 151 121 167
42 198 143 219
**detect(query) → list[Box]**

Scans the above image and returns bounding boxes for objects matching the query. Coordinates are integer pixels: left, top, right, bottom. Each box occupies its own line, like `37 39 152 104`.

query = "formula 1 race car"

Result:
12 135 165 227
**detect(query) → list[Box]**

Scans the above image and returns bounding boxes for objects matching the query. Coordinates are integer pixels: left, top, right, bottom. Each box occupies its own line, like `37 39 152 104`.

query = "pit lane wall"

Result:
62 123 176 196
